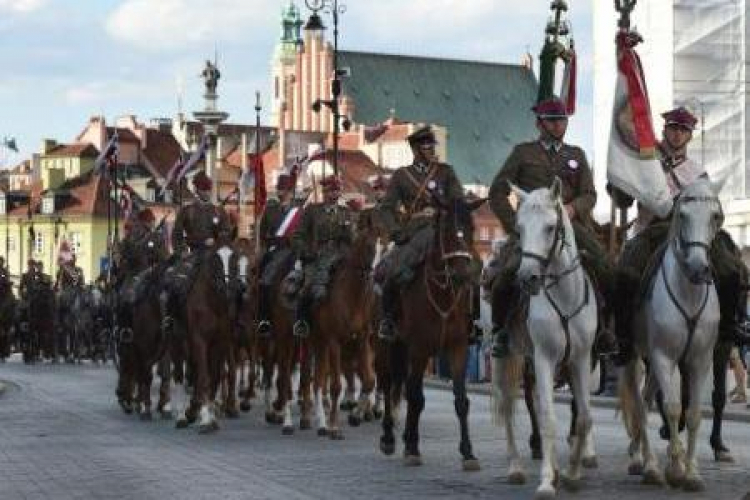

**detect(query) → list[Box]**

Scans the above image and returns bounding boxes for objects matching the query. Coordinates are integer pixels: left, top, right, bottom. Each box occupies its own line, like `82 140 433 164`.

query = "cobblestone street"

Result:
0 359 749 500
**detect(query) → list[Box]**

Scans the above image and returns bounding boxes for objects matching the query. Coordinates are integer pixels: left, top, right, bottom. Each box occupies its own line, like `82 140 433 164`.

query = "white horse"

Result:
492 178 599 499
619 178 722 491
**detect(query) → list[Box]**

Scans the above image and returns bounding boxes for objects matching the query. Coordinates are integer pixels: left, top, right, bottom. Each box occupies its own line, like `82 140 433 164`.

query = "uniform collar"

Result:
539 139 564 153
412 161 431 175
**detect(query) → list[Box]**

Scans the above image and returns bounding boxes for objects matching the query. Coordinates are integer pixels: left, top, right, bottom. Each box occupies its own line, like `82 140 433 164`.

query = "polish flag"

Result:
275 207 302 238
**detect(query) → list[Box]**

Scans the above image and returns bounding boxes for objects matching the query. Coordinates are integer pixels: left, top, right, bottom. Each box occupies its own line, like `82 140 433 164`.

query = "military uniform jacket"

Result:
259 198 295 250
379 161 464 239
489 141 596 233
56 265 83 290
292 202 355 261
171 201 232 253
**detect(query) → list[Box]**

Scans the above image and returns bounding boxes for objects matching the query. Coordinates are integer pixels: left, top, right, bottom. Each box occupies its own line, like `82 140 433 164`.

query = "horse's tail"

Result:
617 360 644 442
491 353 524 427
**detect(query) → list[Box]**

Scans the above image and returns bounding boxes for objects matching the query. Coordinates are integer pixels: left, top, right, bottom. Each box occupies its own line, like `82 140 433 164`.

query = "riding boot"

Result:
613 269 638 366
293 292 313 338
257 284 273 337
491 281 517 359
377 278 399 342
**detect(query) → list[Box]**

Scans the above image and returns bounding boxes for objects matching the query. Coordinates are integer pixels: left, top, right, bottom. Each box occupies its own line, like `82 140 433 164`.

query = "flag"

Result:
2 137 18 153
238 163 254 203
606 31 672 218
94 131 119 175
119 185 133 221
286 146 326 178
57 238 73 266
560 46 577 115
252 153 266 218
275 206 302 238
159 153 185 196
174 135 208 186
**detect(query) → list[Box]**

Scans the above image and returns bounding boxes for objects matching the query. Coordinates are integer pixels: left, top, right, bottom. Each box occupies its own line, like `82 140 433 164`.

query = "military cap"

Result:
137 208 155 224
532 98 569 119
276 173 296 191
662 106 698 131
192 170 213 192
407 126 438 147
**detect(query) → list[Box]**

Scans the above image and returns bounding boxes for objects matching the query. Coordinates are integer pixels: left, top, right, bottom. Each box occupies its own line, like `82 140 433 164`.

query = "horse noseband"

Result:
442 251 472 262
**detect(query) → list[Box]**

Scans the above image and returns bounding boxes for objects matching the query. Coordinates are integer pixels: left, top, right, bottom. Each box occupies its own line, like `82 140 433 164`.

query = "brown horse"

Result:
24 277 56 362
0 269 16 360
301 209 379 439
379 199 480 470
174 246 236 433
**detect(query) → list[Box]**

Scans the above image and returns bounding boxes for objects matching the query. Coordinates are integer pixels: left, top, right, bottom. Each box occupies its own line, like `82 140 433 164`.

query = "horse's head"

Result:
512 178 572 295
431 198 478 287
670 178 723 284
143 228 167 266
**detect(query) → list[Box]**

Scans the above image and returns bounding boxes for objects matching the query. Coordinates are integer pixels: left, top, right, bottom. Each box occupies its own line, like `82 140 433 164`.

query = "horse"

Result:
492 178 599 498
378 197 479 471
301 207 379 439
115 228 173 419
0 269 17 360
618 178 722 491
25 277 56 362
174 243 237 433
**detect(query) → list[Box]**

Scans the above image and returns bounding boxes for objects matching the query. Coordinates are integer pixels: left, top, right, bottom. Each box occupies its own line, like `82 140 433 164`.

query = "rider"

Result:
162 170 232 330
117 207 158 278
488 98 614 358
19 259 36 302
55 253 84 292
291 175 356 338
257 172 298 337
613 106 750 365
376 126 465 341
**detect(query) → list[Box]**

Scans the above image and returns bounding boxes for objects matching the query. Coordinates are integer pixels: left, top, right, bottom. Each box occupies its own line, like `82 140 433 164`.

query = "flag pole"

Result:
254 90 262 254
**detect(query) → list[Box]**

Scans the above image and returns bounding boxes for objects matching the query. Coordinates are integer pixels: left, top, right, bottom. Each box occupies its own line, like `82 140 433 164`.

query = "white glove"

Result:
294 259 303 272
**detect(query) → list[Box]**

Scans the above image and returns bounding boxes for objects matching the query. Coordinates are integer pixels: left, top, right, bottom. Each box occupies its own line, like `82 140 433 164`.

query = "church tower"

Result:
271 2 303 127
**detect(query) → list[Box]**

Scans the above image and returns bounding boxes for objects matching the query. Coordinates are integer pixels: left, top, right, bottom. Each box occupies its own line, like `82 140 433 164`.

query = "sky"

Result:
0 0 594 169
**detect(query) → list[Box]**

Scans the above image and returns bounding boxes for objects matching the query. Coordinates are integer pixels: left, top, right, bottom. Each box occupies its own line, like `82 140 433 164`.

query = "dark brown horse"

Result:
379 199 480 470
24 276 56 362
174 246 236 433
302 209 379 439
0 269 16 360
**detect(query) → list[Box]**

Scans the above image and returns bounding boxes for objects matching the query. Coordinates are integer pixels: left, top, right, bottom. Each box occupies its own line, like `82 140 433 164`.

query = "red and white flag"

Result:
560 46 577 116
606 31 672 218
57 238 73 266
275 207 302 238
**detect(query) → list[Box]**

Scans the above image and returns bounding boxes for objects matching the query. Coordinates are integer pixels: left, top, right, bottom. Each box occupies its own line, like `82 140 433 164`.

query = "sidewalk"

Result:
424 378 750 424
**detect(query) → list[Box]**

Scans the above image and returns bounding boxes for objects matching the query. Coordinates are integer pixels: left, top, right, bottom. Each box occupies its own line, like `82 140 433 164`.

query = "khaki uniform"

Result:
171 201 232 253
487 140 611 331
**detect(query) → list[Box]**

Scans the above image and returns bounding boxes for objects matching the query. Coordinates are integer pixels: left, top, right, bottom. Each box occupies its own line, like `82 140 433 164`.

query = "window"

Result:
34 231 44 255
42 197 55 215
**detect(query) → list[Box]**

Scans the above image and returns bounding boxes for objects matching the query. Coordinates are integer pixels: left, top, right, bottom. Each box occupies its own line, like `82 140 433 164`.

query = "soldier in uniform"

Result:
162 170 232 329
0 256 7 276
488 98 613 358
291 175 356 337
613 107 750 365
256 173 298 336
377 126 465 340
116 207 159 278
19 259 36 302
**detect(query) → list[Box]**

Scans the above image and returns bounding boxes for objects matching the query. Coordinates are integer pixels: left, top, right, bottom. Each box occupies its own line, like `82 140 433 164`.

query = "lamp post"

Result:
305 0 347 178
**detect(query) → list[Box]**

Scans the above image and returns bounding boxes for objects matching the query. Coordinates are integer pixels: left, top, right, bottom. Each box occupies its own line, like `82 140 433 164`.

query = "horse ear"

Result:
465 197 487 212
707 170 728 197
550 177 563 201
507 182 527 203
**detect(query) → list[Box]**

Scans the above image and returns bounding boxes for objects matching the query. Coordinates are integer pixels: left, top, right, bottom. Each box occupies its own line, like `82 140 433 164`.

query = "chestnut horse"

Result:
379 199 480 470
303 209 379 439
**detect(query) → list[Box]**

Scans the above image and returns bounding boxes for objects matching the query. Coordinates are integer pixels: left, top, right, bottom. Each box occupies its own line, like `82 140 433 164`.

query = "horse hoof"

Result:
641 468 664 486
561 474 581 492
340 400 356 411
118 401 133 415
240 401 252 413
139 411 153 422
329 429 345 441
266 412 283 425
317 428 328 437
462 458 480 472
175 418 190 429
714 450 734 463
225 407 240 419
299 418 312 430
628 461 643 476
582 456 598 469
198 421 219 434
380 438 395 456
665 463 685 489
372 408 383 420
363 411 374 422
348 414 361 427
533 486 556 500
282 425 295 436
403 454 422 467
508 471 526 485
682 476 705 492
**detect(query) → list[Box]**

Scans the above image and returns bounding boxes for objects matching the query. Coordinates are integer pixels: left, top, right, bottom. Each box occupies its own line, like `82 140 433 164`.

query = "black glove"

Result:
607 183 634 209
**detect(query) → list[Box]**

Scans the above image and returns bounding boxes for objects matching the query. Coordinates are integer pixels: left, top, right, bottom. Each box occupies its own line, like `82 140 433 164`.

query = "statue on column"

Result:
201 60 221 96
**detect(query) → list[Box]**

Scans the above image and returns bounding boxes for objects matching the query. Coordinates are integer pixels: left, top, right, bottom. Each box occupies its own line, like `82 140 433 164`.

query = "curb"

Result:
424 379 750 424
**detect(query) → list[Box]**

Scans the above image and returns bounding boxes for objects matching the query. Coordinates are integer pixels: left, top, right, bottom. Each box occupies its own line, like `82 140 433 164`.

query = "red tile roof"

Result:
142 129 184 179
106 127 140 143
45 143 99 158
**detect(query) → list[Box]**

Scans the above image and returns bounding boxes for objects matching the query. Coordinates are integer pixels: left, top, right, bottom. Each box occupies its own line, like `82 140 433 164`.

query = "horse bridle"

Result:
672 194 721 285
519 203 568 278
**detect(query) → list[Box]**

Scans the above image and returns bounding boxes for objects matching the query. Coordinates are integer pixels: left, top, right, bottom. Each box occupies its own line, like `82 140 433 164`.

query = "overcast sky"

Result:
0 0 594 168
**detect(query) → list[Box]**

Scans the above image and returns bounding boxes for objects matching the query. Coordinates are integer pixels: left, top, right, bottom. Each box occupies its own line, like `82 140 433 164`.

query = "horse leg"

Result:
299 342 314 430
533 353 559 499
328 341 344 440
523 361 542 460
710 341 733 462
351 336 375 426
651 354 685 488
157 355 173 419
192 336 217 433
402 354 428 466
493 353 526 484
449 343 479 471
683 356 713 492
341 356 357 412
138 360 154 421
379 341 396 455
224 341 239 419
564 353 594 488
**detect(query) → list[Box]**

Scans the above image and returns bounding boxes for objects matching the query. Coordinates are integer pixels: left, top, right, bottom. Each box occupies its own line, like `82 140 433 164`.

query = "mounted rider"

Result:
487 98 614 358
256 173 299 337
161 170 232 330
291 175 357 338
613 106 750 365
376 126 466 341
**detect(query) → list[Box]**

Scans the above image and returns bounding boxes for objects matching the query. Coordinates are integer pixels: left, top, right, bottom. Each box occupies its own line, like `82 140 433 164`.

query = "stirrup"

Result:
257 320 272 337
377 319 396 342
293 320 309 339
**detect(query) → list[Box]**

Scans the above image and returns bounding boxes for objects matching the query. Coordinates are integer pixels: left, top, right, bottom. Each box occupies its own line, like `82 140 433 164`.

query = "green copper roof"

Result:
339 51 539 184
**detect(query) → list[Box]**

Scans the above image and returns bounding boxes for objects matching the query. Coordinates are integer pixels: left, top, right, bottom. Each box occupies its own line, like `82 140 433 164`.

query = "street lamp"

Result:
304 0 347 177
